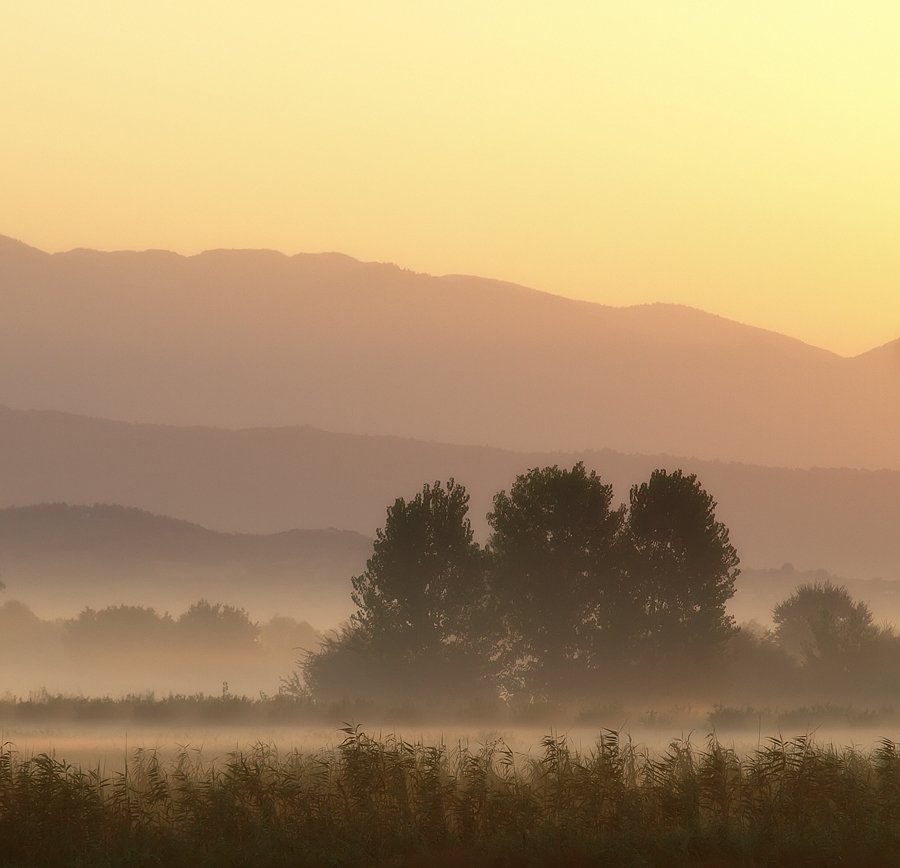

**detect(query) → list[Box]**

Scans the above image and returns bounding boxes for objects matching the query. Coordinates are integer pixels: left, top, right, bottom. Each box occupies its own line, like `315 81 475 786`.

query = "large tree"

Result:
626 469 739 663
487 463 627 698
350 479 485 654
305 479 488 700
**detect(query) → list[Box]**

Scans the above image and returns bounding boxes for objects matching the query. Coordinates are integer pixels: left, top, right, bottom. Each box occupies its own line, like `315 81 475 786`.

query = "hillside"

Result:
0 502 370 626
2 237 897 468
1 407 898 584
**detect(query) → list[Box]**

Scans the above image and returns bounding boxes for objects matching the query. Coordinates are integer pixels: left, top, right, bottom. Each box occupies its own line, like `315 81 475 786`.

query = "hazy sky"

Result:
4 2 899 356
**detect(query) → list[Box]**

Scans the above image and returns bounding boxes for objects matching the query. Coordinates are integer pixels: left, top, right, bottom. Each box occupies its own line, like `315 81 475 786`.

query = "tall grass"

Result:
2 728 900 866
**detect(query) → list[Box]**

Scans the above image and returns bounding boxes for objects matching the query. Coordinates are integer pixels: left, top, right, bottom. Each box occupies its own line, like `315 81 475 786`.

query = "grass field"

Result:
3 725 900 866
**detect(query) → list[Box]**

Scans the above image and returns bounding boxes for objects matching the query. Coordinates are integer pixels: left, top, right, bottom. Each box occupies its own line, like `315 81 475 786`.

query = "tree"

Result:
626 469 739 663
773 581 878 669
487 463 627 699
351 479 485 653
175 600 260 654
64 605 174 659
300 622 387 701
305 479 488 700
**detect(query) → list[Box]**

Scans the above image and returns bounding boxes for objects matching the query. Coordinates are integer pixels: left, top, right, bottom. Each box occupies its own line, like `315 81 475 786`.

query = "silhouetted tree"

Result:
305 480 489 700
773 581 878 669
350 479 486 655
175 600 260 654
64 605 174 659
302 466 745 703
487 463 627 699
300 623 385 701
626 469 739 664
699 621 801 703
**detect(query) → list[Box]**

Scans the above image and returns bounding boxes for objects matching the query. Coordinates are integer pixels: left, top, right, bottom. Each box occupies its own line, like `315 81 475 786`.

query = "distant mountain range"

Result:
2 406 898 583
5 500 900 633
2 235 897 469
0 502 370 627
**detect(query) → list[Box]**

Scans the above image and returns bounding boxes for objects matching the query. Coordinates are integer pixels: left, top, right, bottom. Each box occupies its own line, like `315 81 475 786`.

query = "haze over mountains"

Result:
3 234 897 623
2 406 898 586
3 235 898 469
0 502 369 625
4 500 900 635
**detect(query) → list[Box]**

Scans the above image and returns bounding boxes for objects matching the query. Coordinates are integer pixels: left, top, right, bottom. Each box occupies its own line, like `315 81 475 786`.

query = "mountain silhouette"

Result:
1 406 898 583
2 236 897 468
0 502 370 626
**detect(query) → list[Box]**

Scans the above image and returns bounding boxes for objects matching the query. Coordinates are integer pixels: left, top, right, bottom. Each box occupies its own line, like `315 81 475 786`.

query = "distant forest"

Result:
0 598 319 697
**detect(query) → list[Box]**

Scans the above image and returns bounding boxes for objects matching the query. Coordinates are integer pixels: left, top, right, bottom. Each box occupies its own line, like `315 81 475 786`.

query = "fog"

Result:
9 720 900 781
5 563 900 752
0 600 320 697
3 238 900 864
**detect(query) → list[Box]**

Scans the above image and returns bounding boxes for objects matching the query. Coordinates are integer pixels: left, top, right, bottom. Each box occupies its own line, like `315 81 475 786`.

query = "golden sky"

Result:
3 1 899 356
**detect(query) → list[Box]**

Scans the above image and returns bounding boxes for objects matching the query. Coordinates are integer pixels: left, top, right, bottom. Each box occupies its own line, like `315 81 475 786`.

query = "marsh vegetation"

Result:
4 465 900 865
6 727 900 866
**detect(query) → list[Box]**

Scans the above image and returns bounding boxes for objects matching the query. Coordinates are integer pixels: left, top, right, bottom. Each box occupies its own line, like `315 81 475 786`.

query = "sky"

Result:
3 1 899 357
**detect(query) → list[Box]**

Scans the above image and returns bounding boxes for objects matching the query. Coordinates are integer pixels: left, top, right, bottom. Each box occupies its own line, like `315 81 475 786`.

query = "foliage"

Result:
64 604 175 658
61 600 261 660
5 730 900 866
486 462 627 697
300 622 386 702
351 479 485 653
306 466 743 702
626 469 740 663
176 599 260 653
773 580 878 667
310 480 489 701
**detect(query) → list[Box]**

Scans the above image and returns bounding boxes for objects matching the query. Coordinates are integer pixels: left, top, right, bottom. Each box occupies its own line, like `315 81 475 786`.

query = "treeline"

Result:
300 464 740 703
0 600 319 660
65 600 261 657
298 463 900 707
0 599 321 697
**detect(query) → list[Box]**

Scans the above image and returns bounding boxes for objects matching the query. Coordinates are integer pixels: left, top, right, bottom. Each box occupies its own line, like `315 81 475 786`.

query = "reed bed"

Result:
2 727 900 866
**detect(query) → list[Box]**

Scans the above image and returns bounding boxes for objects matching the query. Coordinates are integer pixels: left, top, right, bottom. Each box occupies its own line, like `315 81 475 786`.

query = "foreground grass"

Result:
3 727 900 866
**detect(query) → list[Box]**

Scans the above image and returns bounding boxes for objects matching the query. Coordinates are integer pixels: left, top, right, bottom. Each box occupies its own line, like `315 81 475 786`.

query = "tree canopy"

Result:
303 465 742 703
625 469 739 663
487 462 627 697
306 479 489 700
350 479 485 657
773 580 878 669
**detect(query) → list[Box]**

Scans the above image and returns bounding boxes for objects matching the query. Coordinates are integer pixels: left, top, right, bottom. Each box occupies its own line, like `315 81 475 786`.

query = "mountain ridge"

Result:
5 499 900 632
0 500 371 625
0 401 860 468
2 236 897 467
1 234 869 356
1 405 898 585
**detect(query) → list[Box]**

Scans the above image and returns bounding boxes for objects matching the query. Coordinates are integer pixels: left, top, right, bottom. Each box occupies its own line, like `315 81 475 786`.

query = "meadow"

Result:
5 712 900 866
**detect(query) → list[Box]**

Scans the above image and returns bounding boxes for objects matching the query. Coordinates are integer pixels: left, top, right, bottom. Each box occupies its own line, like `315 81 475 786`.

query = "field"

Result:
5 703 900 866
